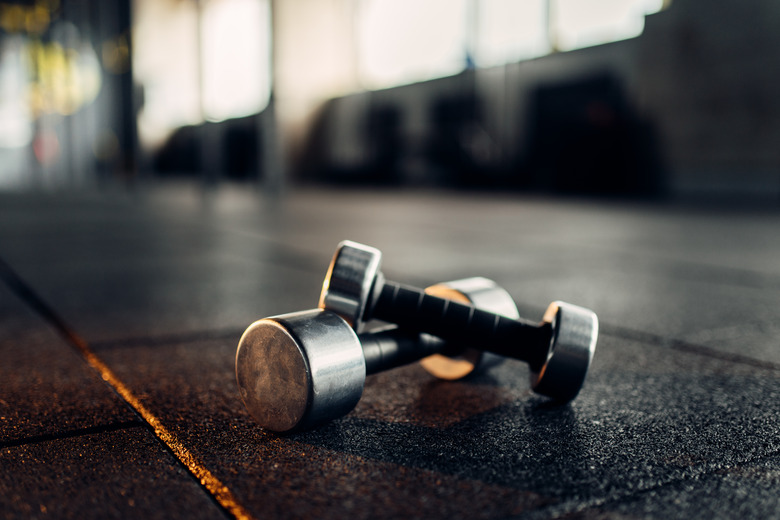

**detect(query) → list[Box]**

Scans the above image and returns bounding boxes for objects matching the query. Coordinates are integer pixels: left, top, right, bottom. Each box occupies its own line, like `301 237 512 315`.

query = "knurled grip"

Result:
371 281 552 370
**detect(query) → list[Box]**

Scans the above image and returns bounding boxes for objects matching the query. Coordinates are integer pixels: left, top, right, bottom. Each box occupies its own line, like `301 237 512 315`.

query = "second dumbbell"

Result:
320 240 599 403
236 278 518 433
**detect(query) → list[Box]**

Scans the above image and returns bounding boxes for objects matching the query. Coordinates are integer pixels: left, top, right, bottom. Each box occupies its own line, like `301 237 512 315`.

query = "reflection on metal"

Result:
530 301 598 402
236 310 366 433
319 239 382 332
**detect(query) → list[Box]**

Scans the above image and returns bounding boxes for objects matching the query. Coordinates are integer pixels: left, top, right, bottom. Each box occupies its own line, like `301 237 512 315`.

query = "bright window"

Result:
357 0 469 89
201 0 271 122
474 0 549 67
134 0 270 148
552 0 665 51
355 0 667 89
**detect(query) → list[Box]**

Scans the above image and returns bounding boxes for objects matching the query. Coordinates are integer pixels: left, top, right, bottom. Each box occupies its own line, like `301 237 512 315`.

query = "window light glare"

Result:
358 0 468 89
553 0 665 51
355 0 667 88
202 0 270 122
475 0 549 67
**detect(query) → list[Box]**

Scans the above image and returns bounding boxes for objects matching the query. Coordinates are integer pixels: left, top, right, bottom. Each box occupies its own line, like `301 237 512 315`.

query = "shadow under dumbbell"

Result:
408 376 518 428
293 395 587 489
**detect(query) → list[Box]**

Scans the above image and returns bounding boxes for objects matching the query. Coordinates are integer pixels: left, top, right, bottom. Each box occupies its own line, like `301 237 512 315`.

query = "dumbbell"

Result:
319 240 598 403
236 278 519 433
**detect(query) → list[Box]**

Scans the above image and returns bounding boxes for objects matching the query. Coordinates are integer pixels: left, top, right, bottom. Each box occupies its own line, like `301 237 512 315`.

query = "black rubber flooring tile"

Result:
0 284 138 445
565 455 780 520
172 189 780 282
285 196 780 368
92 326 780 519
319 335 780 510
0 214 324 344
91 335 547 519
17 251 322 344
496 266 780 366
4 190 779 367
0 427 227 519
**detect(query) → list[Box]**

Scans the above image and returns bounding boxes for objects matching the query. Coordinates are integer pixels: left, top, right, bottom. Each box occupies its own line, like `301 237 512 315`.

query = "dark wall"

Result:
301 0 780 199
153 115 262 182
301 43 662 197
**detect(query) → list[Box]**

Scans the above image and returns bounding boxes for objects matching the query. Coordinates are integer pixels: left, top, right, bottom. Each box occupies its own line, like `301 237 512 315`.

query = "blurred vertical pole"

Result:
546 0 558 53
467 0 479 100
464 0 478 102
64 0 93 188
125 0 148 186
196 0 220 188
464 0 478 135
118 0 138 184
465 0 478 68
96 0 139 186
260 0 284 198
61 2 77 188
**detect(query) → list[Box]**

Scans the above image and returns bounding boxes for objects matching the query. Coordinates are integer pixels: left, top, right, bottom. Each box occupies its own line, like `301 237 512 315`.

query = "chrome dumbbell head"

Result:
319 241 382 333
319 240 598 402
236 309 364 433
533 301 598 402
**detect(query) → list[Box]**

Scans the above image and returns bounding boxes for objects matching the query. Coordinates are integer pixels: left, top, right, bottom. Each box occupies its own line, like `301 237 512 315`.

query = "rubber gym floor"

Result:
2 185 779 519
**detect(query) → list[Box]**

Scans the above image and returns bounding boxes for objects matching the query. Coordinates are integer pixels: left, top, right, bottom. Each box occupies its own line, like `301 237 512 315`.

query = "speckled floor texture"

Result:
1 184 779 519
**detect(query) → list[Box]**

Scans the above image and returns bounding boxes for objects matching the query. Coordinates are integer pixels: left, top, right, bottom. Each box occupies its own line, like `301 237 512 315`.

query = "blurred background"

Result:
0 0 777 200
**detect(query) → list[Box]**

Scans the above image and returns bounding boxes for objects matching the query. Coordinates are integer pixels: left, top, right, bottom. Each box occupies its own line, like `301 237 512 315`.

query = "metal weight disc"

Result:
530 301 598 402
236 309 366 433
419 277 520 380
319 240 382 332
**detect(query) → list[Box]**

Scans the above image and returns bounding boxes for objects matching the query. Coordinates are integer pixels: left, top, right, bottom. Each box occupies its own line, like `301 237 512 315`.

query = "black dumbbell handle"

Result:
369 281 553 370
360 330 446 375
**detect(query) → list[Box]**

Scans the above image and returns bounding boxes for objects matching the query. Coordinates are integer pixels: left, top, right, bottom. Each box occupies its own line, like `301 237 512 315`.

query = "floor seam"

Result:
601 323 780 371
0 420 145 449
523 447 780 520
89 327 246 351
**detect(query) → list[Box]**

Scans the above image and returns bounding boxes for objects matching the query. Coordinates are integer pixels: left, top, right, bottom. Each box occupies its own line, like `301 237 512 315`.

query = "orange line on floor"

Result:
0 258 253 519
70 335 254 520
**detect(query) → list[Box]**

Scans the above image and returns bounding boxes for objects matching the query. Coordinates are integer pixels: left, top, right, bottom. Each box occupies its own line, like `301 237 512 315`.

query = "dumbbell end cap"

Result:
530 301 598 402
319 240 382 331
236 309 366 433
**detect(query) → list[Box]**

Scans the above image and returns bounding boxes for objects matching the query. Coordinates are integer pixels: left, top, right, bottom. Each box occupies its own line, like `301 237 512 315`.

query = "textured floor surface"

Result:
1 184 779 519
